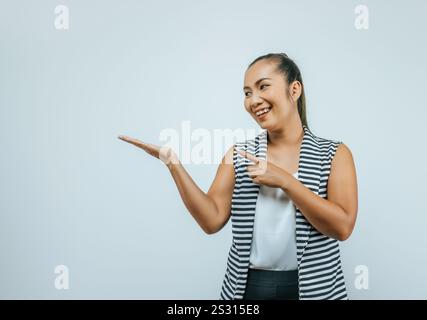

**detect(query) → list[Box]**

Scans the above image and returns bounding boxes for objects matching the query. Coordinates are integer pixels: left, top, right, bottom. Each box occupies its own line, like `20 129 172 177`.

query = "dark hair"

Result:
247 53 308 129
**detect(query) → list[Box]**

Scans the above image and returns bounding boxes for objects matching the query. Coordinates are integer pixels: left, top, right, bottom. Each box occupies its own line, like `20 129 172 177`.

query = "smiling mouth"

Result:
255 106 272 118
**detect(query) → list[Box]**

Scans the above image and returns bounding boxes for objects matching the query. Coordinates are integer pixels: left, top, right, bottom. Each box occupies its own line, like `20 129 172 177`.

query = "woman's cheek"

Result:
244 104 251 113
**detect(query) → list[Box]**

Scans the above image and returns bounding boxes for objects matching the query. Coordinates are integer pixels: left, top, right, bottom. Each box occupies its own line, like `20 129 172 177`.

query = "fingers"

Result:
237 149 259 164
118 135 149 149
235 150 268 184
247 165 256 171
247 161 267 174
118 135 160 158
247 170 264 177
118 135 143 146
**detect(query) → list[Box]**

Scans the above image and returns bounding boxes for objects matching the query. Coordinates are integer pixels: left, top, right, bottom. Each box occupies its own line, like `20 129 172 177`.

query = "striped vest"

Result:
219 124 348 300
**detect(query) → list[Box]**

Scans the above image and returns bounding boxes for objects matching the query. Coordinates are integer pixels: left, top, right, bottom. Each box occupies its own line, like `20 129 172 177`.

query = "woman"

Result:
118 53 358 300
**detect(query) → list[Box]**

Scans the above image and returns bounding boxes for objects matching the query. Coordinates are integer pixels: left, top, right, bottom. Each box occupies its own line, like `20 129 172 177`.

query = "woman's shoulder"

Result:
307 128 348 162
309 128 343 147
310 130 353 165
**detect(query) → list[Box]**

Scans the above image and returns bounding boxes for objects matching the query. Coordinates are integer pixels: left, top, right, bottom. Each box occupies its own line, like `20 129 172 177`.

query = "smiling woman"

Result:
218 53 358 300
118 52 358 300
243 53 308 132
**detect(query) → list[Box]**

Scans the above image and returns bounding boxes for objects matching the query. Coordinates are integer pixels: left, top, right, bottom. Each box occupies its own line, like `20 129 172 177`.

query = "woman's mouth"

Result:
255 106 272 119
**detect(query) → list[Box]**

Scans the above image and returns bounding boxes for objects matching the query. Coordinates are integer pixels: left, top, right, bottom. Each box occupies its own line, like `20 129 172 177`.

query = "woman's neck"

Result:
267 121 304 148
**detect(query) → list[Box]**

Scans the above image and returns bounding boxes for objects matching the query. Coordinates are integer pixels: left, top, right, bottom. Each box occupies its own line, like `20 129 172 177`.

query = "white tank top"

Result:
249 171 298 271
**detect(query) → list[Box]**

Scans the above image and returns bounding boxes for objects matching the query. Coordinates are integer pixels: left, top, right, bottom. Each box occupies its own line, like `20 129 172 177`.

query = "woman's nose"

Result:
250 94 263 108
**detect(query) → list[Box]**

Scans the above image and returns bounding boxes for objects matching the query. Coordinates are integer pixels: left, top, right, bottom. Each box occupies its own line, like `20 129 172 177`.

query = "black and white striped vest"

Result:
219 124 348 300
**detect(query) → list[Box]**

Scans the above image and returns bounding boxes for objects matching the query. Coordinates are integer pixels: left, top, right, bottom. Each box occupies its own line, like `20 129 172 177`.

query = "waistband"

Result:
247 268 298 283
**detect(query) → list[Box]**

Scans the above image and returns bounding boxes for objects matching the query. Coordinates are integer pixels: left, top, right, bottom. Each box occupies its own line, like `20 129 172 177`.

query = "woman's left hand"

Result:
237 150 293 189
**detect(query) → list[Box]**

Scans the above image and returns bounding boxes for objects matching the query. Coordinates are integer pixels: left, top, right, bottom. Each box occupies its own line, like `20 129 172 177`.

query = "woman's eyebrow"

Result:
243 77 272 90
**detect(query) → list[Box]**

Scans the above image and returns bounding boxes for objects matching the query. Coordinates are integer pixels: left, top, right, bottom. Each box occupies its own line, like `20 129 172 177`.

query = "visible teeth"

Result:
256 108 270 116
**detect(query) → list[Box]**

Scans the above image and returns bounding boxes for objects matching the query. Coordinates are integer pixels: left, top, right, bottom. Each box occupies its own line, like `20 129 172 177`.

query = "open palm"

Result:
118 135 178 165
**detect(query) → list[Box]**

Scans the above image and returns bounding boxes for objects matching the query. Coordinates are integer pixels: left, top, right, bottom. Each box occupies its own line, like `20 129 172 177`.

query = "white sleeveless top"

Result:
249 171 298 271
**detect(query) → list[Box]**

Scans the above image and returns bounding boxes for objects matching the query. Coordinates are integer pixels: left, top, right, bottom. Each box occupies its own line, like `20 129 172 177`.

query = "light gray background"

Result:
1 0 426 299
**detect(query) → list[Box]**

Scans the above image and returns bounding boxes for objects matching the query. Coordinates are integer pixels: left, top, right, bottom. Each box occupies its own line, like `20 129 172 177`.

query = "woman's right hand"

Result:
119 134 235 234
118 135 179 167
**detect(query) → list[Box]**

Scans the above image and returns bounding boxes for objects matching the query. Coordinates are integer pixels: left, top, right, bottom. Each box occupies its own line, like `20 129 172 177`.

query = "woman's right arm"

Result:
167 145 235 234
118 134 235 235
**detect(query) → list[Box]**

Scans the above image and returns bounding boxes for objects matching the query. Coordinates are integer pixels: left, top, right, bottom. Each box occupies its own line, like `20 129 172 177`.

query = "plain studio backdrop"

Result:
1 0 426 299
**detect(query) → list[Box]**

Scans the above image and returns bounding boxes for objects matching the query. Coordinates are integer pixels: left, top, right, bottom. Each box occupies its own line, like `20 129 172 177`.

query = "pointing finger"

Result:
237 149 259 164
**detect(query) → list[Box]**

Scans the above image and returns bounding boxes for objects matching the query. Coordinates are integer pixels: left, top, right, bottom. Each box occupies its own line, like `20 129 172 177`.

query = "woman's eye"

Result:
244 84 268 97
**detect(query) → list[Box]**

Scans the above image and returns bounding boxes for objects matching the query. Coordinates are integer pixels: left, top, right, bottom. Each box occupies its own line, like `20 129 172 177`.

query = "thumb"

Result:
159 145 179 165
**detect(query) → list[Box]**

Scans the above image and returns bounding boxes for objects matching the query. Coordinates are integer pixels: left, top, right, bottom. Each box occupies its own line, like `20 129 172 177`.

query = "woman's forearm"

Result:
281 174 351 241
167 161 219 234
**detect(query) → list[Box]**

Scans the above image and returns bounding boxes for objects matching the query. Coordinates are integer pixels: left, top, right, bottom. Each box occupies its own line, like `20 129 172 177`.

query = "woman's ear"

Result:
290 80 302 102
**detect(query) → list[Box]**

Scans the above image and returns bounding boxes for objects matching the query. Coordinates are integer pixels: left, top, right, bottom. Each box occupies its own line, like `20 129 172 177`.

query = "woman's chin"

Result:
257 119 274 130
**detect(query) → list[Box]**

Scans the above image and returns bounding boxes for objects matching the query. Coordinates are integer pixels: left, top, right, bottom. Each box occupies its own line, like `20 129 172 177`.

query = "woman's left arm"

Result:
282 143 358 241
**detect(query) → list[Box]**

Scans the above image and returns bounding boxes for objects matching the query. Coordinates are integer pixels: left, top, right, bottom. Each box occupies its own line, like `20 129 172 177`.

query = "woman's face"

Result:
243 59 300 131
